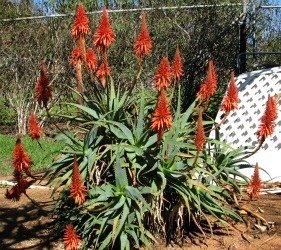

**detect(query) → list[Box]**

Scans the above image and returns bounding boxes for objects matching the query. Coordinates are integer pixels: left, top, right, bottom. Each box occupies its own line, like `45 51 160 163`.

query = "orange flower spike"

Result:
134 12 152 58
5 172 35 201
93 7 115 52
86 48 97 70
71 3 90 39
247 163 262 200
35 61 52 108
196 78 209 101
154 57 172 91
96 61 110 87
196 60 218 101
221 71 239 113
28 112 42 140
64 224 81 250
151 90 173 141
12 137 32 172
207 60 217 95
70 156 87 205
70 47 83 66
172 47 184 81
257 95 278 141
267 95 278 121
195 108 205 151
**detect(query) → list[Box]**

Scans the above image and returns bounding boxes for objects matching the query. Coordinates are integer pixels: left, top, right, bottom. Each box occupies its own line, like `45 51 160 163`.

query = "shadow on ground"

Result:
0 188 63 250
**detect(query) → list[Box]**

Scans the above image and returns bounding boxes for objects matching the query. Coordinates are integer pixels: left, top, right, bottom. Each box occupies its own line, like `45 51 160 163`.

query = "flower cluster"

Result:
70 6 115 90
7 71 44 201
195 108 205 151
197 60 217 101
6 137 35 201
12 137 32 173
28 112 42 140
151 90 173 141
64 224 81 250
35 61 52 108
172 47 184 81
221 70 239 114
71 4 91 39
154 57 172 91
70 156 87 205
93 7 115 53
257 95 278 142
247 163 262 200
150 47 184 142
134 12 152 58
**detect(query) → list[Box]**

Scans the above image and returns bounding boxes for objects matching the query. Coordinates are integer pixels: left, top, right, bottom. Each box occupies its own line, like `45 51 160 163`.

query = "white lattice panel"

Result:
211 67 281 181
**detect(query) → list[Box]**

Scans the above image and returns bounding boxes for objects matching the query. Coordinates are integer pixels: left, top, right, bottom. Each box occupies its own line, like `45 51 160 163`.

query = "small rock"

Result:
254 224 267 232
228 244 237 250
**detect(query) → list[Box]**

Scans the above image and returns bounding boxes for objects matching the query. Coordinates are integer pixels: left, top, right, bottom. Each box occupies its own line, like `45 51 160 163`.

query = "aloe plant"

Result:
45 4 253 250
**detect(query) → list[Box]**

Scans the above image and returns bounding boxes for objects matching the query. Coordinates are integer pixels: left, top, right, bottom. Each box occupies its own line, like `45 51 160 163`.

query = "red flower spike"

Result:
12 138 32 172
134 12 152 58
70 156 87 205
5 175 34 201
86 48 97 70
196 60 217 101
221 71 239 113
151 90 173 141
28 112 42 140
195 108 205 151
154 57 172 91
257 95 278 141
64 224 81 250
196 78 209 101
96 61 110 87
71 3 91 39
5 185 21 201
172 47 184 81
70 47 83 67
267 95 278 121
247 163 262 200
93 7 115 52
35 61 52 108
207 60 217 95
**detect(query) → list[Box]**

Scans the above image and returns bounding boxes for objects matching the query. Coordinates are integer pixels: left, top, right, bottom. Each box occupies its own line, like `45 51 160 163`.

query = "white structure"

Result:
212 67 281 182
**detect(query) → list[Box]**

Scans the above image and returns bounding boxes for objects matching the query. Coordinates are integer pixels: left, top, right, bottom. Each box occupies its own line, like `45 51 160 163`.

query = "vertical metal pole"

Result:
238 0 248 74
252 2 257 61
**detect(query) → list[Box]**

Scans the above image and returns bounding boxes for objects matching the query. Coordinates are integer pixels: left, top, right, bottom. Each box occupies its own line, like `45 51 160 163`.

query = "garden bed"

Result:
0 183 280 250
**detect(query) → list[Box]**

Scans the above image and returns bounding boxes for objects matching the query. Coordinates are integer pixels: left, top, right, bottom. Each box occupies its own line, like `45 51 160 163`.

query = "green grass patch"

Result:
0 134 65 176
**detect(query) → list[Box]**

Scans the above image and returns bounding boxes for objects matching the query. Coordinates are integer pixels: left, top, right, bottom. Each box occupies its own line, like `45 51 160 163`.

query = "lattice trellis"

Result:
211 66 281 181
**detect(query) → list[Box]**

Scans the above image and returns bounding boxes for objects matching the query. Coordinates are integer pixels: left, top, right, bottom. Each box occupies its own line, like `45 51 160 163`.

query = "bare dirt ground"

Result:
0 183 281 250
